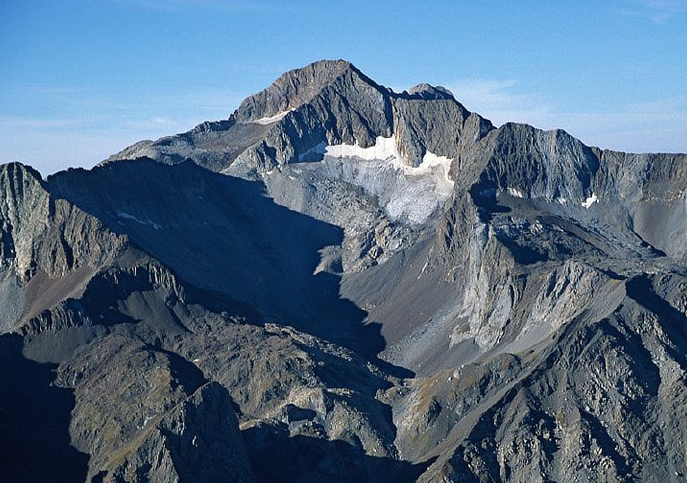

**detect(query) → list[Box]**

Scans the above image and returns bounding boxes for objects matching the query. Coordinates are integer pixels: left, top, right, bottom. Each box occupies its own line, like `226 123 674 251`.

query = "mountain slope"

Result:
2 59 687 482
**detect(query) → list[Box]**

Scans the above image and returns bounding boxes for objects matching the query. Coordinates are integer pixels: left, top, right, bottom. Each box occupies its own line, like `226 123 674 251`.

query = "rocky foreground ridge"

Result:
2 59 687 482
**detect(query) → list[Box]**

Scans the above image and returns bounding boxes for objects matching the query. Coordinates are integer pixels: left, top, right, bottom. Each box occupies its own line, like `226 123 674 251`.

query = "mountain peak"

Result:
235 59 375 123
109 59 491 170
0 162 43 183
10 58 687 483
406 83 455 100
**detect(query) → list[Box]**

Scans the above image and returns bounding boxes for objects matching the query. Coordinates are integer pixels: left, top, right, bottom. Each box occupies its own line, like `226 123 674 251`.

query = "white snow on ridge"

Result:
325 136 398 161
582 193 598 208
313 136 455 225
325 136 454 185
253 109 294 125
409 151 454 185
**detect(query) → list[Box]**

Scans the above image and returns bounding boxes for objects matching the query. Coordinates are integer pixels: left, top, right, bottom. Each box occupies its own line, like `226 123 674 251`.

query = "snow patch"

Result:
253 109 293 125
582 193 598 208
411 151 454 185
507 187 524 198
310 136 454 225
325 136 454 185
116 211 162 230
417 260 429 280
325 136 398 161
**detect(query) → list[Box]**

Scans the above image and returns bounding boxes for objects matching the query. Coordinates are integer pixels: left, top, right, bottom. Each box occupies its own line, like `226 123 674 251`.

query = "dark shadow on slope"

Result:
151 345 208 393
0 334 89 483
579 408 634 478
633 231 667 258
290 338 401 440
626 276 687 372
243 421 434 483
493 233 548 265
468 181 551 264
48 159 386 360
468 182 511 223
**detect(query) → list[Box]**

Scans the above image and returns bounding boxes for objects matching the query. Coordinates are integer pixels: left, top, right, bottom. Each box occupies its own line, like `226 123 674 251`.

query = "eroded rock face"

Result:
3 60 687 482
106 60 490 173
55 337 254 483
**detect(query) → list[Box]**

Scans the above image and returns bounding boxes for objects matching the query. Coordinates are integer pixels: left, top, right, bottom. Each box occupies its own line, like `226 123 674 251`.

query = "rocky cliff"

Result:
2 60 687 482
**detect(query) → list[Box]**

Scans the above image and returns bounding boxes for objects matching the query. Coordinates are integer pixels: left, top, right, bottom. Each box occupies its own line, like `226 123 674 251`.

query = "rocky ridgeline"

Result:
2 60 687 482
106 60 492 173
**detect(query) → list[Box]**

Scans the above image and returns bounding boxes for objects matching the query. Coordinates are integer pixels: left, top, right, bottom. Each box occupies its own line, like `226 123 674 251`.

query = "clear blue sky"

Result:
1 0 686 174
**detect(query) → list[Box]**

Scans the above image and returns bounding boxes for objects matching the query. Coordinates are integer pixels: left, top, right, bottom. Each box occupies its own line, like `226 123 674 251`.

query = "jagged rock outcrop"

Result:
3 59 687 482
107 60 491 174
0 163 128 334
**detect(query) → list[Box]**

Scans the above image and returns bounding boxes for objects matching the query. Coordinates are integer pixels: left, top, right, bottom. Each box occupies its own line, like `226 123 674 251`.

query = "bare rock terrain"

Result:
2 60 687 482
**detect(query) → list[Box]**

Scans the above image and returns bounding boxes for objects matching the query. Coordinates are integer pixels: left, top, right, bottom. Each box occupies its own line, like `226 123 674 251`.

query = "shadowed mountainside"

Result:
2 59 687 482
49 159 387 359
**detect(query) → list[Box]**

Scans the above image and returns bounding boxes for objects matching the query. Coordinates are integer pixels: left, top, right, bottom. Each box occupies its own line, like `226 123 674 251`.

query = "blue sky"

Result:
1 0 686 174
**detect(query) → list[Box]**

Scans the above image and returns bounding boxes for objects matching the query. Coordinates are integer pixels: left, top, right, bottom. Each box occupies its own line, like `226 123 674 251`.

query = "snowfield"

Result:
313 136 454 225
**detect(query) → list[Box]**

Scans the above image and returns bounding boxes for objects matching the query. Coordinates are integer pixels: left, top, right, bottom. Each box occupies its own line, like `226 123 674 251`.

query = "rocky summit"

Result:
2 59 687 482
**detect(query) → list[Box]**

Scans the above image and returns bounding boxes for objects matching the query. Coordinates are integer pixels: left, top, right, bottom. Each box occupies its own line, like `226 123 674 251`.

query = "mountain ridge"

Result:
106 59 492 172
2 59 687 482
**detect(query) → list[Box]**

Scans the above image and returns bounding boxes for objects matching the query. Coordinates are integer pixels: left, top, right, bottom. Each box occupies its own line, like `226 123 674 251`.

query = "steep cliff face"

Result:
0 163 130 334
3 60 687 482
0 163 107 281
105 61 493 277
407 273 687 483
106 60 492 173
593 150 687 259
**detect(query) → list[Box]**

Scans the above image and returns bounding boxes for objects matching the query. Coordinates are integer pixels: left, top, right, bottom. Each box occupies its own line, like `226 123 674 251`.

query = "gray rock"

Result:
3 59 687 483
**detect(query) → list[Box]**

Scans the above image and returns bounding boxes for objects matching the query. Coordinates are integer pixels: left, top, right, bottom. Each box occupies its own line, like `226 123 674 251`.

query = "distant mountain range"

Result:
2 59 687 482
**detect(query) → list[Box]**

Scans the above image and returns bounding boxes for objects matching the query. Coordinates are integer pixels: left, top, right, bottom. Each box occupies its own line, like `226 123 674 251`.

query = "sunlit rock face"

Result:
3 60 687 482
